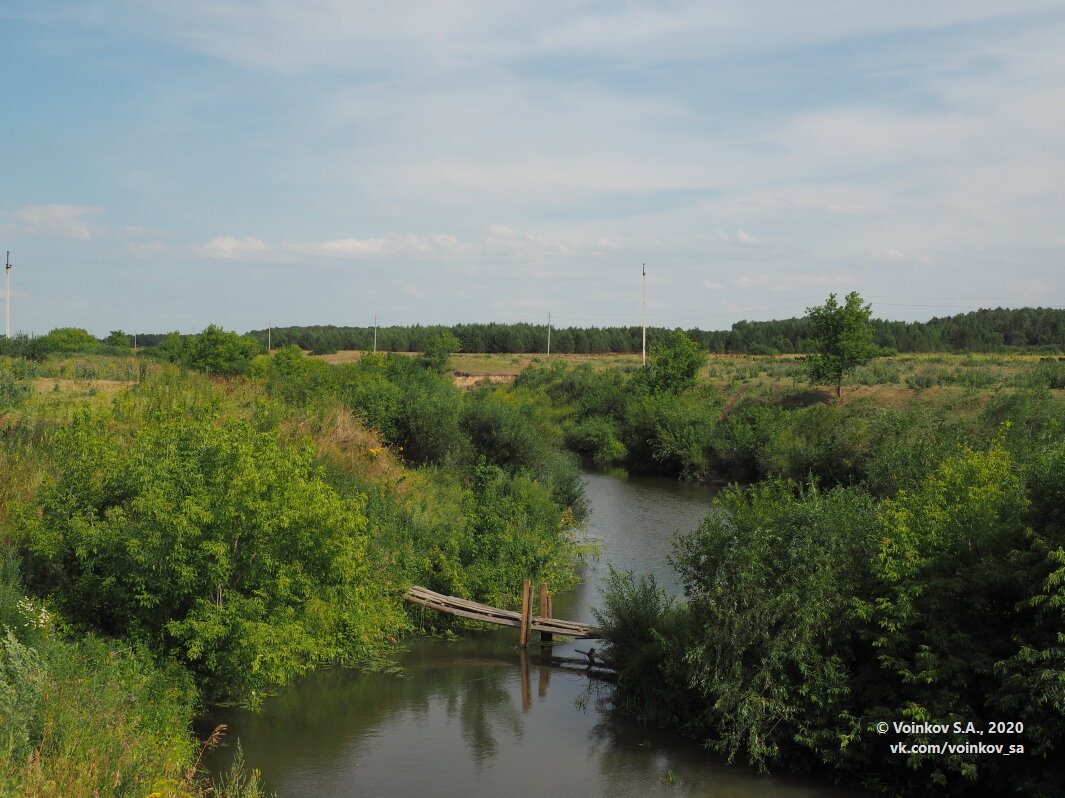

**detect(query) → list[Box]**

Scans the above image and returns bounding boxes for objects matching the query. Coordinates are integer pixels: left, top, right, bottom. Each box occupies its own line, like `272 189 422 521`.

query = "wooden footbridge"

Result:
405 580 600 647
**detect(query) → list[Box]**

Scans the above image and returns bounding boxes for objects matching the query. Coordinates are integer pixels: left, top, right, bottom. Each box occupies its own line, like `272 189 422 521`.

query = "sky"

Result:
2 1 1064 338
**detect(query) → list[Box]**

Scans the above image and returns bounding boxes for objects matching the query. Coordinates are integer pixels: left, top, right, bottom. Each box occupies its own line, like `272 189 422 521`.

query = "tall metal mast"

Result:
641 264 647 366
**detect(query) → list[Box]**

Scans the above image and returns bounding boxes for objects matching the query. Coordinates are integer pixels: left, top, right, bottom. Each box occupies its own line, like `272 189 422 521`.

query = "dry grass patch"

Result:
32 378 133 397
285 405 407 486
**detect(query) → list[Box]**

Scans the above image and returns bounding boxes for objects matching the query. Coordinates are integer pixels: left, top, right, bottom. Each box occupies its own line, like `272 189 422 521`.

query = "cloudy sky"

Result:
3 1 1064 337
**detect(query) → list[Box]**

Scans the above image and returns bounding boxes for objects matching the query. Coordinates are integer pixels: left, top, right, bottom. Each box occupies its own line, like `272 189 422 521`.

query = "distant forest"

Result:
141 307 1063 355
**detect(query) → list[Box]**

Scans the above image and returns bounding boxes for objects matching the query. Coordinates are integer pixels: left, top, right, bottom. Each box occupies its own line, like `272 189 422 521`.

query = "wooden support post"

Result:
519 579 532 648
538 582 553 644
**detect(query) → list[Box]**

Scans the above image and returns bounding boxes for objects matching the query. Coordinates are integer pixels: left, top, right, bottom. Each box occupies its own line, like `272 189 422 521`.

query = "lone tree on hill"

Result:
805 291 879 398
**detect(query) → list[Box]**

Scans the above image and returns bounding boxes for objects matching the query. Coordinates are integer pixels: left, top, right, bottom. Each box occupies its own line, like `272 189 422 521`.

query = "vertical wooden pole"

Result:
519 579 532 648
538 582 553 643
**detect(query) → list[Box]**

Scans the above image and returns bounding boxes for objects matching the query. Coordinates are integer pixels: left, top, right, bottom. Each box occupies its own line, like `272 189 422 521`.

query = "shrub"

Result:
17 408 400 703
564 416 627 465
668 481 878 770
594 567 695 724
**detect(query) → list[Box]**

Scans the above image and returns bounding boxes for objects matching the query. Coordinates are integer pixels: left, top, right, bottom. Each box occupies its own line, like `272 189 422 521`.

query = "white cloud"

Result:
195 228 624 267
194 236 271 260
68 1 1065 73
287 234 468 259
12 205 104 239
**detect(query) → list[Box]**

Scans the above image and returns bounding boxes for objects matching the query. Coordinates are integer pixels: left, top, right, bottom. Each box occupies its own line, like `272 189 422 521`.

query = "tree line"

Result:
1 306 1061 361
239 306 1064 355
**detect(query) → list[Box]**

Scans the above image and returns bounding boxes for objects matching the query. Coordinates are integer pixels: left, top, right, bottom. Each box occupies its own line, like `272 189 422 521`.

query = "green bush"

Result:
461 388 554 473
17 407 400 703
564 416 627 465
0 631 46 788
181 324 261 376
39 327 98 354
594 568 695 724
668 481 878 770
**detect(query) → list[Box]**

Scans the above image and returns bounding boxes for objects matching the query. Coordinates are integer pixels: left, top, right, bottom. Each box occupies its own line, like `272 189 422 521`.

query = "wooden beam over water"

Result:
404 585 601 640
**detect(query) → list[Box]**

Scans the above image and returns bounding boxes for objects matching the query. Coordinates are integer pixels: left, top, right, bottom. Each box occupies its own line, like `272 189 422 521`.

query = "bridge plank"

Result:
404 586 600 639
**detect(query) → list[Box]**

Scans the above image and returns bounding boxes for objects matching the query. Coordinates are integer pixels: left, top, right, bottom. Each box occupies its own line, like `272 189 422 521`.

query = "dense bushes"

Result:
597 432 1065 795
257 346 587 524
16 402 402 704
144 325 261 376
0 547 267 797
265 347 586 595
529 341 1065 794
511 337 723 479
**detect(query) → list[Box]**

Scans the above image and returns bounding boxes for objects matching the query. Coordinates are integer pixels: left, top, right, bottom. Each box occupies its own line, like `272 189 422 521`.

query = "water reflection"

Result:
203 472 857 797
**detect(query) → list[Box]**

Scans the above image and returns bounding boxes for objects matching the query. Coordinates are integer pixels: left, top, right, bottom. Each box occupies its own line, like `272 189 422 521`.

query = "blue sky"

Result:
3 1 1064 337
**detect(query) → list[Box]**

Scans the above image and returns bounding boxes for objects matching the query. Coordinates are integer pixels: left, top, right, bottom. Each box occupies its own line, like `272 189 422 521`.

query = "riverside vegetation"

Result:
489 331 1064 796
0 330 585 796
0 302 1063 796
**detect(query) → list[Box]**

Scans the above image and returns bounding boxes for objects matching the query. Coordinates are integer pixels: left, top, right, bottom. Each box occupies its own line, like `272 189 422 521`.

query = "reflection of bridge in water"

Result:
405 582 601 646
405 582 610 714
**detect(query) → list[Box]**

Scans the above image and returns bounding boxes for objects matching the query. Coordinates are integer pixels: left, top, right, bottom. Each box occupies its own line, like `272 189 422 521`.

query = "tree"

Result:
420 331 461 373
104 330 130 348
804 292 879 398
39 327 98 353
180 324 261 376
640 330 706 395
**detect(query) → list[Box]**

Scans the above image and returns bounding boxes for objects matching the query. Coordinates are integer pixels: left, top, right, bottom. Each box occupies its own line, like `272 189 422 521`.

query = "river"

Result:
201 472 856 797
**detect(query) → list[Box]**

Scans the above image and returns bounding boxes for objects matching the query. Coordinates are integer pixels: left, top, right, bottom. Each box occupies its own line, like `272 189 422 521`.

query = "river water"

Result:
202 472 854 797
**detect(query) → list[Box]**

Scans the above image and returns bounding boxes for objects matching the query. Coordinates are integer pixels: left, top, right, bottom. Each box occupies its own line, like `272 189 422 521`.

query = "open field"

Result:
304 349 1065 403
311 349 644 374
10 351 1058 420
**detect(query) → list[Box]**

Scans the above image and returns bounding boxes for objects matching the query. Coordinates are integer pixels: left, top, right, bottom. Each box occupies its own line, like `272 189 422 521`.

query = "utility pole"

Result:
641 264 647 366
547 312 552 359
373 315 378 353
267 321 272 352
4 252 11 338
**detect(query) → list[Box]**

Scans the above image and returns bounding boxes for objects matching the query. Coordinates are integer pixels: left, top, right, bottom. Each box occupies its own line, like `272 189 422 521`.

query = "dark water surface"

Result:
202 472 854 797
